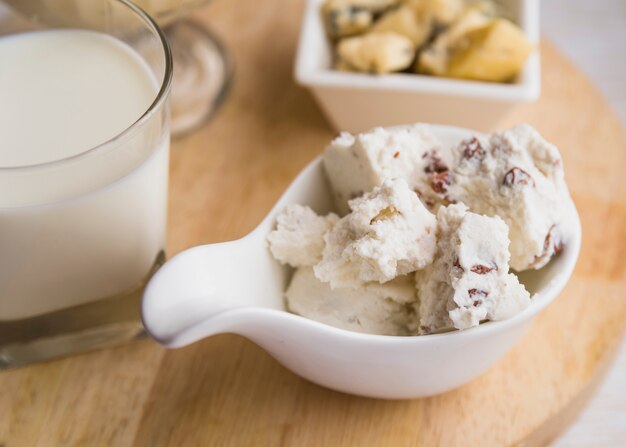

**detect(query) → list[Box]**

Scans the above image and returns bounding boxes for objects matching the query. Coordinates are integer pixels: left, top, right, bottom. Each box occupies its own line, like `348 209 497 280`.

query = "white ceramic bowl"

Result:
142 124 580 399
294 0 540 133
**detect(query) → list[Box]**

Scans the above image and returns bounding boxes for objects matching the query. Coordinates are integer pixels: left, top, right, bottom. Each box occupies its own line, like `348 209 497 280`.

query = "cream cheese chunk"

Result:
314 178 437 288
416 204 530 333
267 205 339 267
287 267 416 335
446 124 574 271
323 125 446 215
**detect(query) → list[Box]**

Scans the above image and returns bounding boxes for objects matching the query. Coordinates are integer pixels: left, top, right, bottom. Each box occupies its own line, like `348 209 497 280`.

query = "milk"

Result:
0 30 169 320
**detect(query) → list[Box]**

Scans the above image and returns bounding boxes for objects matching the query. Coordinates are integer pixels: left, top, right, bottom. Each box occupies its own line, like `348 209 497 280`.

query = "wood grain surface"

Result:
2 0 626 446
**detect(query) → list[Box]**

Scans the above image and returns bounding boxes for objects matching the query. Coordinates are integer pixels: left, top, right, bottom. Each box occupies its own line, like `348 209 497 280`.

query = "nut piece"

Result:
337 31 415 74
370 205 400 223
447 19 533 82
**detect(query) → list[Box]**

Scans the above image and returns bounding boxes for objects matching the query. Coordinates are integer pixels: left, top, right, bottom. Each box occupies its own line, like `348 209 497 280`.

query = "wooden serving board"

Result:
2 1 626 445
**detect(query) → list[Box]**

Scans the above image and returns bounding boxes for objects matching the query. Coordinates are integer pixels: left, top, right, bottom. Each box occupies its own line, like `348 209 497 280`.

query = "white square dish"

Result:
294 0 540 132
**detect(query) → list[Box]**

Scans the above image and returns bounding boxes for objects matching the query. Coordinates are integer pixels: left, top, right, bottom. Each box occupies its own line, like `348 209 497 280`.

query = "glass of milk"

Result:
8 0 232 137
0 0 173 367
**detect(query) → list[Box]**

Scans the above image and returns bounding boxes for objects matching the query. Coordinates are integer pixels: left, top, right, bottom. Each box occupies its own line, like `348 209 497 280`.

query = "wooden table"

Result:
2 1 626 445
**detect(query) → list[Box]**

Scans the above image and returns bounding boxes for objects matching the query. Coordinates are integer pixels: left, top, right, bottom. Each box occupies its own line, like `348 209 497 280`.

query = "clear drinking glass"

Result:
134 0 232 136
0 0 172 368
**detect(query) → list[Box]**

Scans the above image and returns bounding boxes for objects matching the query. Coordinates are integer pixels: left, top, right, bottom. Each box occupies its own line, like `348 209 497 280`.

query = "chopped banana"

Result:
370 6 430 47
338 32 415 73
416 7 490 75
447 19 533 82
322 0 400 39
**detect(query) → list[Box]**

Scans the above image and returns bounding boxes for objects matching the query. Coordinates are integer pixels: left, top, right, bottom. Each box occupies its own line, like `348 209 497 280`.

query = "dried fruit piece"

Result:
468 288 488 298
530 225 564 268
470 263 497 274
461 137 485 160
468 289 488 309
430 171 451 194
422 149 448 173
502 167 535 187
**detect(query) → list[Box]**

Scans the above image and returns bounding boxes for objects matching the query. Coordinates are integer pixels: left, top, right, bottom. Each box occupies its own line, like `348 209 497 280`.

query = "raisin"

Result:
420 325 432 334
431 171 451 194
461 137 485 160
531 225 563 267
422 149 448 174
393 151 400 158
468 289 488 298
470 263 497 274
503 167 535 187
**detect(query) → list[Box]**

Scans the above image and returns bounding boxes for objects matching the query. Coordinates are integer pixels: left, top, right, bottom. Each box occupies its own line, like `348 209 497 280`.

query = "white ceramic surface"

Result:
294 0 541 133
142 124 581 399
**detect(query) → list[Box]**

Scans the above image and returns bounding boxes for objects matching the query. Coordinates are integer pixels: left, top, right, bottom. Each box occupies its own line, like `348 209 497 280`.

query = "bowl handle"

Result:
141 236 287 348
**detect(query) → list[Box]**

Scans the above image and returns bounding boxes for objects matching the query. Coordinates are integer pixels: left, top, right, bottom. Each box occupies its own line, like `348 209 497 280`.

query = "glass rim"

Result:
0 0 173 173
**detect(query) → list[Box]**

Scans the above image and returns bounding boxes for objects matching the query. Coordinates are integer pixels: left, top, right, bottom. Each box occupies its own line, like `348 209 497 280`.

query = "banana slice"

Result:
447 19 533 82
337 31 415 74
